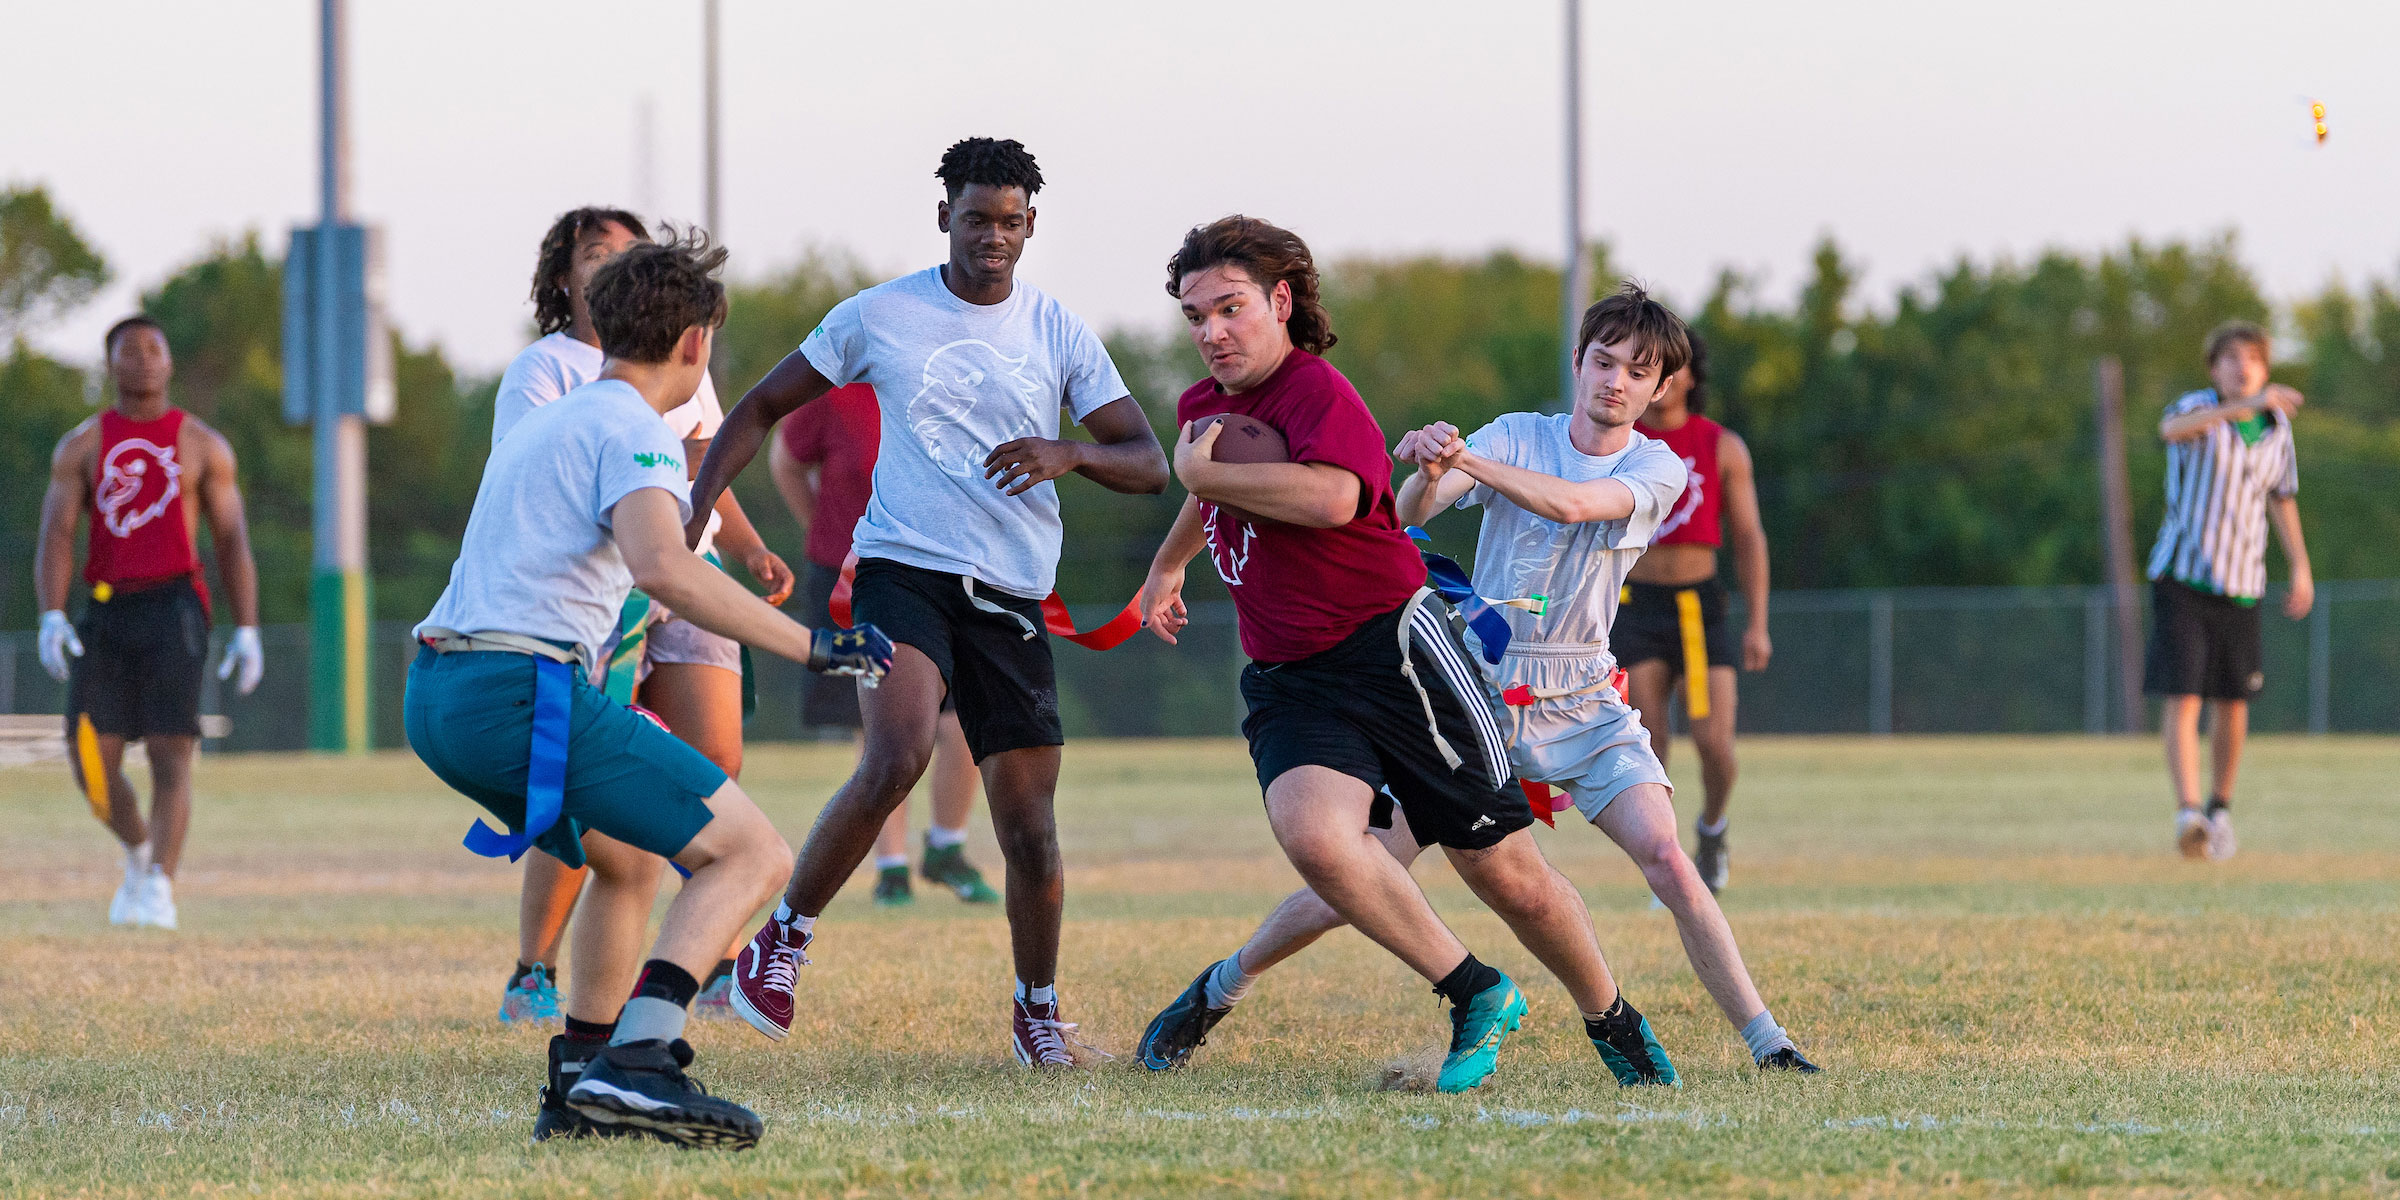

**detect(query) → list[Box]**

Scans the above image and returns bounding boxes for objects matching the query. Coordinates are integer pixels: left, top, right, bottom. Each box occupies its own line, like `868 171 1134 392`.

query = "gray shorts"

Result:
644 614 742 674
1481 647 1672 823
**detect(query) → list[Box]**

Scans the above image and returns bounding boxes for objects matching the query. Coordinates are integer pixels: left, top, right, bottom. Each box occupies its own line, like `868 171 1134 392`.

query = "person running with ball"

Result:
1138 283 1819 1080
405 233 891 1147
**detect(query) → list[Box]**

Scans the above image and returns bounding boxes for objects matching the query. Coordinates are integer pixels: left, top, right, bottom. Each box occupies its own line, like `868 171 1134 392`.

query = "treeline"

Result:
3 182 2396 631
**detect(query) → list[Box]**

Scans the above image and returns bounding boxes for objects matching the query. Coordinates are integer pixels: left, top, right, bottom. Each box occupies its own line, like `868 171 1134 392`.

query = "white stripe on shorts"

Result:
1408 604 1510 785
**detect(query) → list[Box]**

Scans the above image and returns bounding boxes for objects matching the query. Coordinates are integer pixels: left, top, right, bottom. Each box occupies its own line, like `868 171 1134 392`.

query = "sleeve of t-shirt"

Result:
797 295 868 387
1057 311 1131 422
1283 370 1396 516
594 413 696 531
2164 390 2215 421
780 397 827 464
2274 429 2299 498
492 349 572 447
1455 416 1522 511
1606 440 1692 549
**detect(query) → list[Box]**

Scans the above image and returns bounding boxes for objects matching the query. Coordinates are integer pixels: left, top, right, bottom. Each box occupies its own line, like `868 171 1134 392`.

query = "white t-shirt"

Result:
417 380 694 675
1456 412 1688 651
492 330 725 552
798 267 1129 598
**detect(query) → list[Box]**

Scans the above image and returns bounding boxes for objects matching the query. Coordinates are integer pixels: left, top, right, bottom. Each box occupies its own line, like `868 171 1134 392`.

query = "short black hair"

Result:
587 228 728 365
1682 330 1711 415
1576 282 1693 379
104 314 164 357
935 138 1043 200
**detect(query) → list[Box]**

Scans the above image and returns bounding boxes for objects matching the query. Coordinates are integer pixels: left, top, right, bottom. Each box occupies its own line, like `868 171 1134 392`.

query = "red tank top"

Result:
1640 412 1724 548
86 408 205 591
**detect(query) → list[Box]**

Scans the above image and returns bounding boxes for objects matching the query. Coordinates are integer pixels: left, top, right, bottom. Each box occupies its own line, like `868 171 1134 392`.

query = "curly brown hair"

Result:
587 228 728 364
1164 216 1337 355
530 207 649 336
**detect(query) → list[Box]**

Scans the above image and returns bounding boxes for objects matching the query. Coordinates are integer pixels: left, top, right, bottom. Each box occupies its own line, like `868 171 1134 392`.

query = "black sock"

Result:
1432 953 1502 1006
633 959 701 1008
703 958 735 988
1584 994 1642 1041
563 1015 616 1044
2205 795 2230 817
508 960 544 989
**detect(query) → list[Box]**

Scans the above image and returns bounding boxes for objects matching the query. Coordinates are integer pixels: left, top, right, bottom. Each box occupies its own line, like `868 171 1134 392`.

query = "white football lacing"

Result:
1021 1016 1115 1065
756 932 811 993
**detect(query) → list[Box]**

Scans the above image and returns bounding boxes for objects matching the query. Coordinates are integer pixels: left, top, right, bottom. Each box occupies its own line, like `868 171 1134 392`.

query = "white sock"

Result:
1015 979 1056 1006
1740 1009 1794 1061
774 903 816 938
1203 953 1257 1010
874 853 907 871
124 841 152 875
612 996 689 1045
927 824 968 850
1697 815 1728 838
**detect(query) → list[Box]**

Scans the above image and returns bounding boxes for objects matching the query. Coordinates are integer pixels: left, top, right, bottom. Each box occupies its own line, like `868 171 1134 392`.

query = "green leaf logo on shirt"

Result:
634 451 683 471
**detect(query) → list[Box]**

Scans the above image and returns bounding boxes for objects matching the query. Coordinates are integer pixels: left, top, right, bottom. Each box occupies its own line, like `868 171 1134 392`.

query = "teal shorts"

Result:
402 646 726 869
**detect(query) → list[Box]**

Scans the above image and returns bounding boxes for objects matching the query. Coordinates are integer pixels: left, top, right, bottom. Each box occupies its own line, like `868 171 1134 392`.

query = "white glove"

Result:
216 626 264 695
38 610 82 682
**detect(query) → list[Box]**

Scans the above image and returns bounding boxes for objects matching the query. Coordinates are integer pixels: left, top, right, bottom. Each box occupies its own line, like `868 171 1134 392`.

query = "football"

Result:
1188 413 1289 525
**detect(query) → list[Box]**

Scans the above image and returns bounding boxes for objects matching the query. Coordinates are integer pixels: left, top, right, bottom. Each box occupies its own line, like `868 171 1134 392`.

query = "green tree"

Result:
0 185 111 342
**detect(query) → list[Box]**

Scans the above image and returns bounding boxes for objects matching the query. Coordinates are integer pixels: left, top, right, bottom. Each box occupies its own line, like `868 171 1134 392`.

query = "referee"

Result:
2144 320 2313 862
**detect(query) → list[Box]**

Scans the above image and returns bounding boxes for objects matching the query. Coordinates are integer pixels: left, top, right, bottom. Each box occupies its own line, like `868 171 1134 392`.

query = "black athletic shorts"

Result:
850 557 1058 762
2143 577 2264 701
66 576 209 740
796 559 955 729
1611 577 1738 675
1240 598 1528 852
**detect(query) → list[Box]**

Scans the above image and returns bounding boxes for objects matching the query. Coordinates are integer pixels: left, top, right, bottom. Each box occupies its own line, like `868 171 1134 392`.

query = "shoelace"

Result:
1024 1017 1116 1064
758 931 811 992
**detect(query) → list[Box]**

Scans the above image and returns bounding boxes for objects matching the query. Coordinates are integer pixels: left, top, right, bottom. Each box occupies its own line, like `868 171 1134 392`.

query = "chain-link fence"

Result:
4 580 2395 752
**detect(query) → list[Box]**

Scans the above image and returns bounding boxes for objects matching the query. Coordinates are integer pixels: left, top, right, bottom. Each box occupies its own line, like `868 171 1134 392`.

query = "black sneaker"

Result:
1759 1045 1823 1074
1136 962 1234 1070
532 1036 656 1143
1693 826 1729 893
567 1039 763 1149
872 865 914 906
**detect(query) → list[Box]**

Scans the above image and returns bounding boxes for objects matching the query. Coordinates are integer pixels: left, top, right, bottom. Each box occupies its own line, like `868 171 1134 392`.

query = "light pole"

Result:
1559 0 1589 409
703 0 722 237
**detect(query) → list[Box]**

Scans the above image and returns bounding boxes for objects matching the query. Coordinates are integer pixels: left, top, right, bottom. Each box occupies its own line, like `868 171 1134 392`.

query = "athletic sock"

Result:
564 1015 616 1045
508 961 547 990
124 841 152 873
1697 815 1728 838
1739 1009 1796 1062
875 853 908 871
773 902 816 938
1583 993 1646 1041
703 958 735 989
1433 954 1503 1007
612 960 700 1045
927 825 968 851
1015 979 1056 1007
1203 952 1257 1010
2205 795 2231 818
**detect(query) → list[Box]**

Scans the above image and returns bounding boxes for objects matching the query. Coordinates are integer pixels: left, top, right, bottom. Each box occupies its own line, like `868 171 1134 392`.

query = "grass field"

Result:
4 735 2399 1198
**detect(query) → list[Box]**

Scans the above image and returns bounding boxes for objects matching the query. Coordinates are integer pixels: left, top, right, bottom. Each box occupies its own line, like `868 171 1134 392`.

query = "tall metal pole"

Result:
310 0 369 752
703 0 722 237
1558 0 1589 409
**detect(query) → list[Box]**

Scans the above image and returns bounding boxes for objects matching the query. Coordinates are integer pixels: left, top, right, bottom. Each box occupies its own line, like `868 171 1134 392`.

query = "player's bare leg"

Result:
77 733 147 852
979 744 1065 986
133 734 196 877
1595 782 1763 1024
1237 816 1427 977
1264 767 1467 981
2204 698 2247 859
1443 832 1619 1015
2162 694 2210 857
921 713 998 902
1689 667 1740 828
563 831 669 1028
1627 660 1676 771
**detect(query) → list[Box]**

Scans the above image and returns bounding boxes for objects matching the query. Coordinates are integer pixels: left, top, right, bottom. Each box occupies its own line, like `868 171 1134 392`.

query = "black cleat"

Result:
1759 1046 1823 1074
1136 962 1234 1070
1693 827 1728 893
567 1039 763 1150
531 1035 656 1144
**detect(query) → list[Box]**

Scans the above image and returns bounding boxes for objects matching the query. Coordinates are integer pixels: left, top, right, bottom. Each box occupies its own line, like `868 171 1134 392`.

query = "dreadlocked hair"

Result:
1164 215 1338 356
1682 330 1712 415
1576 282 1692 380
530 207 650 335
935 138 1044 199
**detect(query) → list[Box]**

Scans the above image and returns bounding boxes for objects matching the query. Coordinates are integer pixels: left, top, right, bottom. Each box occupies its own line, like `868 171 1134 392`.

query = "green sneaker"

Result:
1589 1005 1679 1087
872 865 914 906
921 839 1000 904
1436 975 1527 1093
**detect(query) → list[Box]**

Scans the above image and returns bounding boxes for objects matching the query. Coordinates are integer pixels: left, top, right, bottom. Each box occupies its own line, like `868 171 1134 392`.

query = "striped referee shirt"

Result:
2145 388 2298 601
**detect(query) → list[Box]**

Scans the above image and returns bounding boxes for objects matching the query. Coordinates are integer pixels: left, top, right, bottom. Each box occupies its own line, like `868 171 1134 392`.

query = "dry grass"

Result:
4 735 2399 1198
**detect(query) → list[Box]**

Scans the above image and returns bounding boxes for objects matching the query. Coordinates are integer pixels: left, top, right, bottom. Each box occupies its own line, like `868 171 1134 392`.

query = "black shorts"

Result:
796 560 955 729
1240 598 1528 852
66 577 209 740
1611 578 1738 676
850 558 1058 762
2143 578 2264 701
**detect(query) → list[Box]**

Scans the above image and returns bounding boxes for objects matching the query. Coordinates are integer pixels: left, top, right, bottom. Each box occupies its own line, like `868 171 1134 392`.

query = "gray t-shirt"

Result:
798 267 1128 598
417 379 693 674
1457 412 1688 652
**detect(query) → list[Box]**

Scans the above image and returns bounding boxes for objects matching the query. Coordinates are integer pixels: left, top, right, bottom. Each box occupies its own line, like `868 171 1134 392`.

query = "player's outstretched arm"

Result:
620 487 890 678
1173 420 1360 528
983 395 1169 497
1393 422 1476 527
1452 448 1636 525
2160 385 2300 443
1141 495 1210 645
687 350 835 547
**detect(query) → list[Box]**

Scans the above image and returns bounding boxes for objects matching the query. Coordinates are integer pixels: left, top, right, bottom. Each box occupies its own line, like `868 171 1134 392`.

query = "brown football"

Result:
1188 413 1289 525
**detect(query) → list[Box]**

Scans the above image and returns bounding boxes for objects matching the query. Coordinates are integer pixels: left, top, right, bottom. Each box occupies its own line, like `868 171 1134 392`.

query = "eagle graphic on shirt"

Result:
1654 452 1704 539
96 437 183 539
910 339 1041 478
1203 505 1255 586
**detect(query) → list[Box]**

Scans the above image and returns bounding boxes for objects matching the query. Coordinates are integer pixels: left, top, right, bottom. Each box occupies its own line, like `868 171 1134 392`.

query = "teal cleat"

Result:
1589 1007 1679 1087
1437 975 1528 1093
499 963 562 1026
921 839 1001 904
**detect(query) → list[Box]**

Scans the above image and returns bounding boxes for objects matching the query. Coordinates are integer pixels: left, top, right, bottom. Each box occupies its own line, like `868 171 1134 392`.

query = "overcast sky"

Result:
7 0 2397 374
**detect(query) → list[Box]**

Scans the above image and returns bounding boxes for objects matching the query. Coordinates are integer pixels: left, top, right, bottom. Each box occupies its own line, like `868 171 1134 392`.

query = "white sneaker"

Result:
2205 808 2237 861
2175 808 2210 860
137 865 177 930
108 844 151 925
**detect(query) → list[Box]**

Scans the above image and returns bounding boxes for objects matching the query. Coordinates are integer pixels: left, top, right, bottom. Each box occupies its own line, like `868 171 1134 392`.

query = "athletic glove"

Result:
808 622 894 683
37 610 82 682
216 626 265 695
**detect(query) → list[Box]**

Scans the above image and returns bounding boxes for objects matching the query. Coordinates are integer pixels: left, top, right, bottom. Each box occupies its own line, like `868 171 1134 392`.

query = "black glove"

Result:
809 623 894 681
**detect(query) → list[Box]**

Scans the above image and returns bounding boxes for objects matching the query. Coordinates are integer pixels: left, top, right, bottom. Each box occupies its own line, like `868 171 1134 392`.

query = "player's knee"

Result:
851 745 933 802
993 820 1060 875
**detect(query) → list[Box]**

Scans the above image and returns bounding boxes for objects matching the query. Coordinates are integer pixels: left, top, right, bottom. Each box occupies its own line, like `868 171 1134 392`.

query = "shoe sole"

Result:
1437 991 1527 1093
567 1083 761 1150
725 974 792 1043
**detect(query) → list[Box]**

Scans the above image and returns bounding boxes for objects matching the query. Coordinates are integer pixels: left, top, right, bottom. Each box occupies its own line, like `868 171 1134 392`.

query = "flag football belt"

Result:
419 627 580 864
1497 658 1631 828
826 551 1145 650
1620 582 1714 719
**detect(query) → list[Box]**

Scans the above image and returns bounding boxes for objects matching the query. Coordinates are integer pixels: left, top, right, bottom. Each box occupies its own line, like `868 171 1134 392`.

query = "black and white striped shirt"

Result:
2145 389 2298 601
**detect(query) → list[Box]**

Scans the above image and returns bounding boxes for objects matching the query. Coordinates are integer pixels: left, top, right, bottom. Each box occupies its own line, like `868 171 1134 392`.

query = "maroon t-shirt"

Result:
777 383 881 568
1176 350 1426 663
